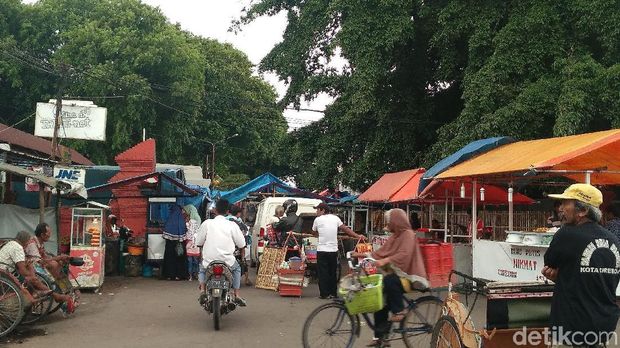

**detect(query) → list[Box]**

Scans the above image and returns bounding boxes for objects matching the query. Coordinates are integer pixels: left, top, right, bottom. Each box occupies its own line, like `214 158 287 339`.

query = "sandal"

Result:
389 310 408 322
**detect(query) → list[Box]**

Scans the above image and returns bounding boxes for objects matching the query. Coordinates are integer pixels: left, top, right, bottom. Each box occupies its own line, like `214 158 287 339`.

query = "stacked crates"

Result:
420 241 453 287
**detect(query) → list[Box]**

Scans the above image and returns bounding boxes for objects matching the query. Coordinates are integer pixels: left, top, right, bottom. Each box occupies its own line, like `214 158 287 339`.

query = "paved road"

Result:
3 275 434 347
5 275 620 347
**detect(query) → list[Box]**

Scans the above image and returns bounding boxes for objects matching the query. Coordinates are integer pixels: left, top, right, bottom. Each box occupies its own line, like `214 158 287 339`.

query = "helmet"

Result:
282 199 298 214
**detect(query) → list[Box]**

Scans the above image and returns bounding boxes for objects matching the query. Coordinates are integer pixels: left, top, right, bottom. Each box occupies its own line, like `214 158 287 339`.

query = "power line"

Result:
0 112 36 135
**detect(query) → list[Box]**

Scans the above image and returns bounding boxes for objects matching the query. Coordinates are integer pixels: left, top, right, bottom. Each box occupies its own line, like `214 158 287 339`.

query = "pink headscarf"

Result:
371 209 429 287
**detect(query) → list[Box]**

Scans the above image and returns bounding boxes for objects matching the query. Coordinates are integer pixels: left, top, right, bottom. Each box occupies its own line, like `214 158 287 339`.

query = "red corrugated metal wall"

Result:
109 139 156 237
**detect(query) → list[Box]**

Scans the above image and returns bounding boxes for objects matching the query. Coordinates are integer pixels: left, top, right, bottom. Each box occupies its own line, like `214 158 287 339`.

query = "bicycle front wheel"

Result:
302 302 357 348
401 295 443 348
431 315 464 348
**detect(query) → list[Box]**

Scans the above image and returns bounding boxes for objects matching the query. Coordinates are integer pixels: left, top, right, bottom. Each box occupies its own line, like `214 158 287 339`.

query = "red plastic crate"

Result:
421 241 454 287
428 274 450 288
279 284 303 297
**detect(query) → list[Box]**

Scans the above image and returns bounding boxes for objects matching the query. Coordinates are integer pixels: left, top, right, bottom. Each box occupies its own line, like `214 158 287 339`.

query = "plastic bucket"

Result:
142 263 153 277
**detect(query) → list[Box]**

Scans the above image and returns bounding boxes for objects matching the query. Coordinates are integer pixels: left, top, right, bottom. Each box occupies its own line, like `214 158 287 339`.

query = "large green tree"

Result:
428 0 620 161
239 0 462 190
241 0 620 191
0 0 286 183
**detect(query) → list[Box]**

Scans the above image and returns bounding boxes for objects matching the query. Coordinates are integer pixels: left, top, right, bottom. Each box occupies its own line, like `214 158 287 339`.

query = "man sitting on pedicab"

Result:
25 223 79 299
0 230 75 313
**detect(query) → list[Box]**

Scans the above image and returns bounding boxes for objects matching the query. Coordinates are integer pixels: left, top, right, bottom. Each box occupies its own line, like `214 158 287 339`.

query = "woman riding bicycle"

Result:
352 209 429 347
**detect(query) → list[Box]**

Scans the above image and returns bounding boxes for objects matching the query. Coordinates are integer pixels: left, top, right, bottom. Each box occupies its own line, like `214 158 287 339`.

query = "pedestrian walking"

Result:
311 203 365 299
543 184 620 348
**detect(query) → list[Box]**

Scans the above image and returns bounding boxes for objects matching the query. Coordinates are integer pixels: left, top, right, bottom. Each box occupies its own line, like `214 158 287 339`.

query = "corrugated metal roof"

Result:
0 122 93 165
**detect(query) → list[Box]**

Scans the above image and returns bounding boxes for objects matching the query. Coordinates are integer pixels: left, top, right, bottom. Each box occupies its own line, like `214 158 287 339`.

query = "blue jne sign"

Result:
53 167 85 184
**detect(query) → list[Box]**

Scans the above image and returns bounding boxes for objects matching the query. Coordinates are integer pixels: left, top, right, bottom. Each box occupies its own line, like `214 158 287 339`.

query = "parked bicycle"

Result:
302 251 443 348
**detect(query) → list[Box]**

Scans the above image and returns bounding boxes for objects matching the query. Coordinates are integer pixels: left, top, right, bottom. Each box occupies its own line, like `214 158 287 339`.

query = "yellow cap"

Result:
548 183 603 208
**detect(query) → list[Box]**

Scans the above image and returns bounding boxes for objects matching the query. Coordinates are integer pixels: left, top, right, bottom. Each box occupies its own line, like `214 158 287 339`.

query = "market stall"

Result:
430 129 620 291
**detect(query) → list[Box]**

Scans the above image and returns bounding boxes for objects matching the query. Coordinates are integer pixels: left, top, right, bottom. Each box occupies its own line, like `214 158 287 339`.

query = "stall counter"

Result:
473 239 620 296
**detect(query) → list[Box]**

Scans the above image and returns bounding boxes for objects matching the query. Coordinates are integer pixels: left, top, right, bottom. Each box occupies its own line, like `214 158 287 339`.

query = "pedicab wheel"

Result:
431 315 464 348
212 296 221 331
21 273 54 324
302 302 356 348
0 276 25 338
401 296 443 348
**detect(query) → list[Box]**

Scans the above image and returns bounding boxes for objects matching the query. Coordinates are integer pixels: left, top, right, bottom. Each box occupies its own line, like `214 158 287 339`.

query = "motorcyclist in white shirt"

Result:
194 199 247 306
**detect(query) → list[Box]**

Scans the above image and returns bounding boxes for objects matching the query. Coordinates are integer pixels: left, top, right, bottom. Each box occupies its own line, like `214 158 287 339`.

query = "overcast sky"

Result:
23 0 327 128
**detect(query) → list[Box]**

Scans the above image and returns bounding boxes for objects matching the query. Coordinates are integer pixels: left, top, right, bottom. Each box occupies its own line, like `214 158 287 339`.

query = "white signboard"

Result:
35 100 107 141
473 240 547 282
473 239 620 296
53 166 86 185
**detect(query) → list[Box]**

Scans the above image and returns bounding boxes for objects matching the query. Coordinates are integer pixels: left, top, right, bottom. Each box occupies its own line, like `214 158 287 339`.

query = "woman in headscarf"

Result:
352 208 429 347
183 205 202 281
162 205 188 280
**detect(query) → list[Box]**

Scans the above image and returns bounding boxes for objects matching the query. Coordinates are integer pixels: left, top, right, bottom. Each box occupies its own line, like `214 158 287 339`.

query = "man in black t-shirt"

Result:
272 199 303 260
543 184 620 347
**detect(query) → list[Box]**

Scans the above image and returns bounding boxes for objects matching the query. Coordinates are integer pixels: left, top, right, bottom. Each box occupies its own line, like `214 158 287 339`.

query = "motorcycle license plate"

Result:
208 279 228 288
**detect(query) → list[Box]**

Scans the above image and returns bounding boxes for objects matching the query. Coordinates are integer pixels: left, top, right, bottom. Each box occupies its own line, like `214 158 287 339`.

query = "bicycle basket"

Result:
338 274 383 315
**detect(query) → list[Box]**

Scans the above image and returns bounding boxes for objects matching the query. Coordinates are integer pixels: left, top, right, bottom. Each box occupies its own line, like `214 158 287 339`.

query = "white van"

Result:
250 197 322 263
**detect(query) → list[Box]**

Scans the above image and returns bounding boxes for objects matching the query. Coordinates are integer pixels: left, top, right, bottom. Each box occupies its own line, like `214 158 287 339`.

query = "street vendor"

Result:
351 209 428 347
542 184 620 347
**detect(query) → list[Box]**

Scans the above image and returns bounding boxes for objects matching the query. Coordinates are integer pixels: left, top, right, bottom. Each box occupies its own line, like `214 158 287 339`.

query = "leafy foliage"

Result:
0 0 286 183
241 0 620 191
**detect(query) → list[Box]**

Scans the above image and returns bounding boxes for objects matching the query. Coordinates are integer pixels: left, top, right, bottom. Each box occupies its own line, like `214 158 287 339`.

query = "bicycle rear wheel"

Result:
431 315 464 348
0 276 25 338
401 295 443 348
302 302 357 348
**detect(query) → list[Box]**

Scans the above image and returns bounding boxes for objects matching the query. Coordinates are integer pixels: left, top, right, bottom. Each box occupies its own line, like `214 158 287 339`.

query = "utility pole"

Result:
41 64 68 224
51 64 68 161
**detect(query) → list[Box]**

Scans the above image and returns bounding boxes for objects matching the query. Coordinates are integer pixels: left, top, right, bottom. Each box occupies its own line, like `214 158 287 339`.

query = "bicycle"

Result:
302 252 443 348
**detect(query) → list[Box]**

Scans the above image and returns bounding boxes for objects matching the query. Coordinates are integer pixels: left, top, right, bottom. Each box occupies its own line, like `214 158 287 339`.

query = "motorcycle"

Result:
200 261 237 330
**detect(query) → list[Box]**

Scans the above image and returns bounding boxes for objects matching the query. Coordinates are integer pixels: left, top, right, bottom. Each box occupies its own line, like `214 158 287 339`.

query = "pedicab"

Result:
432 270 553 348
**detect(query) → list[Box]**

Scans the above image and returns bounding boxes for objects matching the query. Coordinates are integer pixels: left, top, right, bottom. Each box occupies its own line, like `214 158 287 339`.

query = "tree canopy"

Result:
240 0 620 191
0 0 286 182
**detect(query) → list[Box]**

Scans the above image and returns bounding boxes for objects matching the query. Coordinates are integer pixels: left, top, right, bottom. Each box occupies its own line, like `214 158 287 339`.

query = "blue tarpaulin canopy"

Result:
418 136 515 194
218 173 336 204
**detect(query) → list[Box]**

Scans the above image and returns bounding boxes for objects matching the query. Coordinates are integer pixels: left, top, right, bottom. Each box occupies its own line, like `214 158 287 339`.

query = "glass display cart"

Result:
69 207 106 290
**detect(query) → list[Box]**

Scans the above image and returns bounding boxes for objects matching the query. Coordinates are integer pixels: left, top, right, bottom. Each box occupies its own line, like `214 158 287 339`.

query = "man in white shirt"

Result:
312 203 366 299
195 199 247 306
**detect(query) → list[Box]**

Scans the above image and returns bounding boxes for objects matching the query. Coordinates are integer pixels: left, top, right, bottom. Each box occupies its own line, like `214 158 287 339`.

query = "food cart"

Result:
429 129 620 294
69 205 107 290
